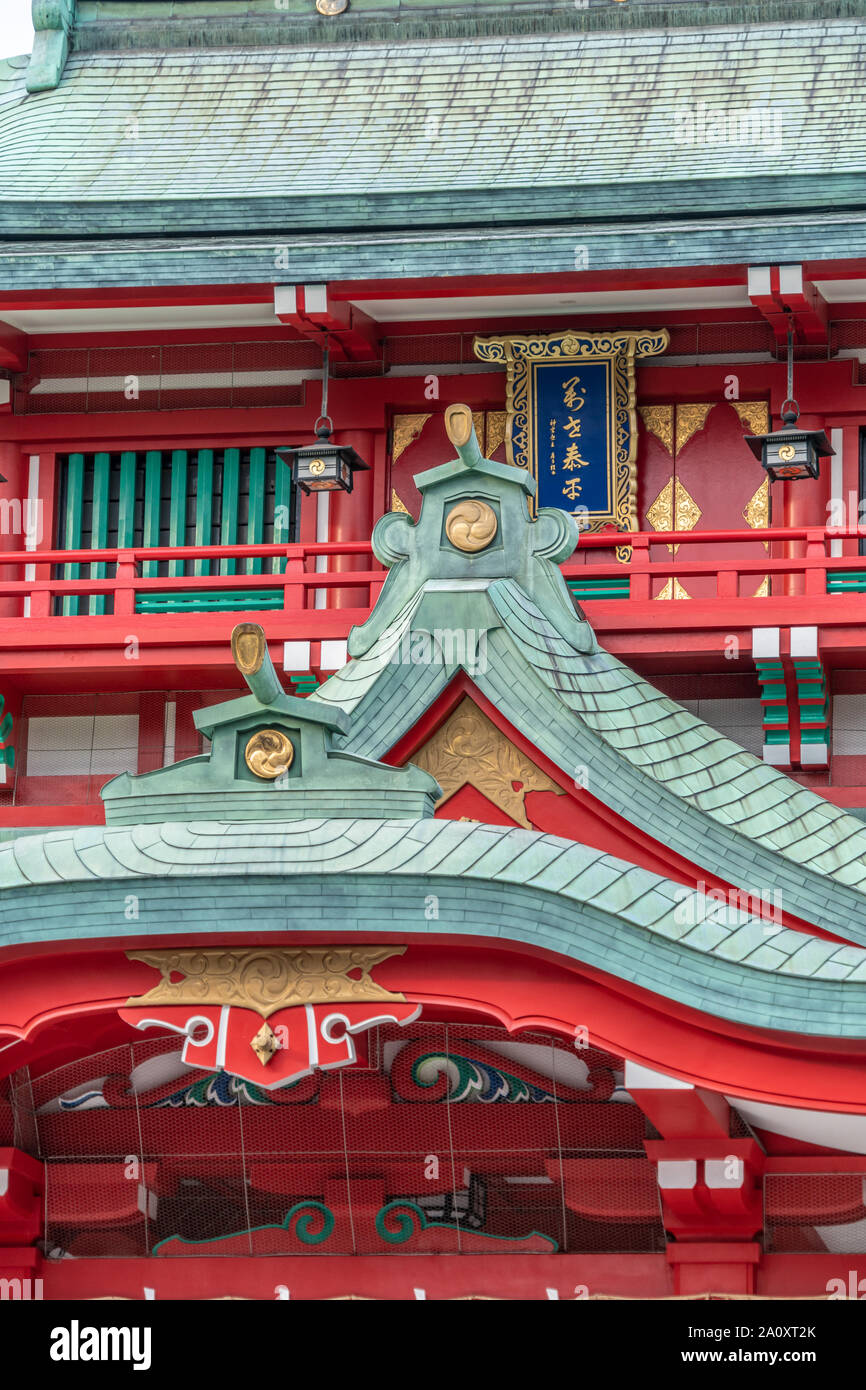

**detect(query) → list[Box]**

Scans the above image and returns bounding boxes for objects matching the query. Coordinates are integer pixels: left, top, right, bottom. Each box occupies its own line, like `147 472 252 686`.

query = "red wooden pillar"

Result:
781 412 831 596
0 442 25 619
328 429 377 610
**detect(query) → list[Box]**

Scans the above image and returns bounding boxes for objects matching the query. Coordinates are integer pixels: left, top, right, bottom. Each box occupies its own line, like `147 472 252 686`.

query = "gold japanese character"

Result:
562 444 590 470
562 478 583 501
562 376 585 409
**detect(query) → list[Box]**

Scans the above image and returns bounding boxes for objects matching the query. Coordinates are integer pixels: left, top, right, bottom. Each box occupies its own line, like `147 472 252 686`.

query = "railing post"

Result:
283 551 305 611
29 585 51 619
804 529 827 597
716 568 738 599
114 551 137 617
629 534 651 601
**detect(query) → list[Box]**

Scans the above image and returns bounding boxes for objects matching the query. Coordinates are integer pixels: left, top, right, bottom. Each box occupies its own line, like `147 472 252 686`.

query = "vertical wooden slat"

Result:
117 451 137 547
246 446 265 575
89 450 110 615
62 453 84 617
273 448 292 575
168 449 187 578
219 447 239 577
141 450 162 578
193 448 213 577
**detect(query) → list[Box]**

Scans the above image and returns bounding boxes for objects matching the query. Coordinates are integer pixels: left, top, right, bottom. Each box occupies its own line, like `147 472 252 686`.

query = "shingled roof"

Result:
1 0 865 279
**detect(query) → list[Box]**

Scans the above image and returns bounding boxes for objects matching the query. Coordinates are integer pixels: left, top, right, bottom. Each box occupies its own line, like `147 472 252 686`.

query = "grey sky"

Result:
0 0 34 62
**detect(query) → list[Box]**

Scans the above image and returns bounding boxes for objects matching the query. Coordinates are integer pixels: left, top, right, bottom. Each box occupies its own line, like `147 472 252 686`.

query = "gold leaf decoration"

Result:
743 476 770 552
485 410 508 458
390 489 410 515
126 946 407 1018
731 400 770 437
674 479 702 533
655 577 692 600
675 403 714 455
752 576 770 597
472 411 485 451
645 478 701 555
409 696 561 829
638 405 674 456
392 413 431 462
646 477 674 534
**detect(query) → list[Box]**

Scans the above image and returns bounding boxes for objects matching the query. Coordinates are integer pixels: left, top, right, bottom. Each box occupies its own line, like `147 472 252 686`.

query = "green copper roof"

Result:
305 422 866 953
1 817 866 1036
1 13 864 248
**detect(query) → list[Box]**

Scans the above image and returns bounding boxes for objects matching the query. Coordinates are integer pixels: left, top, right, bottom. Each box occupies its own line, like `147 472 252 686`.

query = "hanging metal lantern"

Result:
280 422 368 495
277 345 369 494
744 330 834 481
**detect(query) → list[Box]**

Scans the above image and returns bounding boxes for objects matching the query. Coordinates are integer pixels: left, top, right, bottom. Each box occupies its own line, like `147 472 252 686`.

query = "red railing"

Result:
0 527 862 616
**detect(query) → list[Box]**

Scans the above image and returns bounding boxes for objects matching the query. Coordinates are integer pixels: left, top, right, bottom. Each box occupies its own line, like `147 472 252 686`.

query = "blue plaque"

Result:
474 329 669 534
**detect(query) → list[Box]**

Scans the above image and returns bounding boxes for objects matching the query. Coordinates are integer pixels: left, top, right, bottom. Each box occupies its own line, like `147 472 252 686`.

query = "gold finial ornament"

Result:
444 403 474 447
251 1022 280 1066
232 622 266 677
245 729 295 779
445 499 498 552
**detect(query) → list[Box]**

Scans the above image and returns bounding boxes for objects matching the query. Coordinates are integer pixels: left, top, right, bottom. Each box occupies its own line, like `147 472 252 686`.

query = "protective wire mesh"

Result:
10 1024 666 1259
765 1174 866 1254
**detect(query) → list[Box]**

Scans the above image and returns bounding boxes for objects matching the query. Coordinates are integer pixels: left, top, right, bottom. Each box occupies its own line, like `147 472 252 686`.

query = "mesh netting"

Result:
765 1174 866 1253
10 1024 665 1259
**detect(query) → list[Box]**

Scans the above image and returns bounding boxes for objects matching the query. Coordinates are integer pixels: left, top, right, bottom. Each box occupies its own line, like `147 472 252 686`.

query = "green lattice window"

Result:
54 447 296 615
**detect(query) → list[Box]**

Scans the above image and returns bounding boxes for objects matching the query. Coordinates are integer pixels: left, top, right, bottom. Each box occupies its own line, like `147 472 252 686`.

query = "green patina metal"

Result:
101 626 440 824
2 9 864 271
27 0 76 92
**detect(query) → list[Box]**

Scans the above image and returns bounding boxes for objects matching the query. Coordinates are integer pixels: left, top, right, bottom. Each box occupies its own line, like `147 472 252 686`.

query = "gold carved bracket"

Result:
126 946 407 1019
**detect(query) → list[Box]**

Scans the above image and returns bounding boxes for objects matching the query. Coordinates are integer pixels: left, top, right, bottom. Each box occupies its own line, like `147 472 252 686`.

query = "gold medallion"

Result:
245 729 295 780
308 458 326 476
445 499 498 553
777 444 796 462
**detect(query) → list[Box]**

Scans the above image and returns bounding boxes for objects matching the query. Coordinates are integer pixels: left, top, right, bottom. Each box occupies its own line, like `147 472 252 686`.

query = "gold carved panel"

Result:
126 946 407 1018
409 696 562 829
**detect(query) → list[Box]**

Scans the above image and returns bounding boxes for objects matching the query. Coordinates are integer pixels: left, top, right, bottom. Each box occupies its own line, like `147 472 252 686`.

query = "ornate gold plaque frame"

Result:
473 329 669 534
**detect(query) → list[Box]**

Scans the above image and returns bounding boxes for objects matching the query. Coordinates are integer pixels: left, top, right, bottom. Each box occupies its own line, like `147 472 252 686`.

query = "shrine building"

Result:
1 0 866 1300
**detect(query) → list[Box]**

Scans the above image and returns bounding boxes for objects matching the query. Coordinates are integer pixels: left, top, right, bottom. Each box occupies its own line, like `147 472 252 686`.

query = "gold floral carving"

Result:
392 414 431 462
646 477 674 534
409 697 561 828
445 499 498 552
390 489 410 515
638 405 674 456
675 404 714 455
731 401 770 437
245 729 295 779
655 577 692 601
752 576 770 597
126 946 407 1018
743 476 770 552
485 410 508 458
645 478 702 554
472 412 485 450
